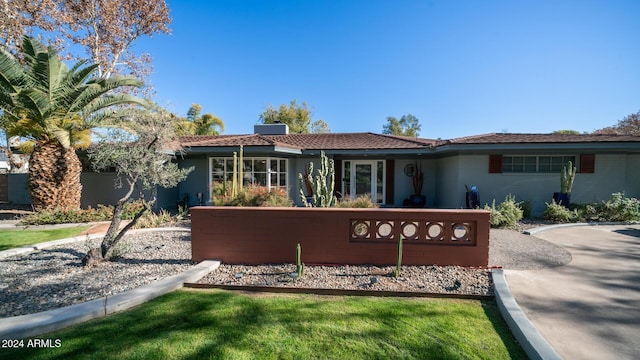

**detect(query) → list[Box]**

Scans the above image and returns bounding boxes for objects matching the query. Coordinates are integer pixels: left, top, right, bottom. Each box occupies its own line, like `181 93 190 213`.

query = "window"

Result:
210 157 288 190
502 155 576 173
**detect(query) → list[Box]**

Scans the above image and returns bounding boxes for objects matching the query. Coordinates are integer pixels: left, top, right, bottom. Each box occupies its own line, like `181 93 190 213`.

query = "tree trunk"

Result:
29 141 82 211
82 199 148 267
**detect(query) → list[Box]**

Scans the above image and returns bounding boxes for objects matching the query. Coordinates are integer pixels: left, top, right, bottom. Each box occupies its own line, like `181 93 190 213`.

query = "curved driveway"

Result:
505 225 640 360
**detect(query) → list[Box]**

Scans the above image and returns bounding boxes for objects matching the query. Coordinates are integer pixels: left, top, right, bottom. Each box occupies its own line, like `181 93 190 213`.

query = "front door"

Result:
342 160 385 204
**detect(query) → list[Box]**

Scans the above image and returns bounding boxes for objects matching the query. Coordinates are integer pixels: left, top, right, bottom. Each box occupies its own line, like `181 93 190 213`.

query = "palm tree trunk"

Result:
29 141 82 211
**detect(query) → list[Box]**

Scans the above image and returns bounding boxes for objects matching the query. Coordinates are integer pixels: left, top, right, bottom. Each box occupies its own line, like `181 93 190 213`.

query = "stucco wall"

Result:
176 156 209 207
435 154 640 216
192 207 490 267
393 159 437 207
624 154 640 197
434 156 462 209
8 172 179 210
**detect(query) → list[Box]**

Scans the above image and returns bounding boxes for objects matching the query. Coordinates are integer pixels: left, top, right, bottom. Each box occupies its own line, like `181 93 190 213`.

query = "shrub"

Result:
335 195 379 208
20 205 114 225
519 200 533 219
134 209 173 229
19 200 150 225
599 193 640 222
543 200 576 223
121 200 146 220
569 203 601 222
483 195 523 228
215 186 293 207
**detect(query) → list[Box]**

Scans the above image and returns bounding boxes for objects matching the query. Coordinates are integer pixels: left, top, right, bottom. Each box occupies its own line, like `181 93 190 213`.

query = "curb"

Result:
0 259 220 340
523 221 638 235
492 268 562 360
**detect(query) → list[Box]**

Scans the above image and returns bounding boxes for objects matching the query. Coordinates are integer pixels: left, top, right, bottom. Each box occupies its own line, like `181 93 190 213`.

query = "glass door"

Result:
355 163 373 198
342 160 385 204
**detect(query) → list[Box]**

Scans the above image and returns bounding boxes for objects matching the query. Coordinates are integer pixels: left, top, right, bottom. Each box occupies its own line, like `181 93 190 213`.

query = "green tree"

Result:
594 111 640 136
82 107 193 266
382 114 421 137
259 99 330 134
176 104 224 136
0 36 146 210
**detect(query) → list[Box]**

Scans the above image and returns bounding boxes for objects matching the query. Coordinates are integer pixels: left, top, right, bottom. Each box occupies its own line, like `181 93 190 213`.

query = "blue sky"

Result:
136 0 640 139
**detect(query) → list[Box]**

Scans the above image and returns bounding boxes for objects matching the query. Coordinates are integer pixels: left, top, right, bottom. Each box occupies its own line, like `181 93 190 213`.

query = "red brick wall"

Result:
191 207 490 267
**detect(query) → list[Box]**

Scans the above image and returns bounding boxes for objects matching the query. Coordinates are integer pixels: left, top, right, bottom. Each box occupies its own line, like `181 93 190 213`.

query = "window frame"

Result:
501 155 577 174
209 156 289 197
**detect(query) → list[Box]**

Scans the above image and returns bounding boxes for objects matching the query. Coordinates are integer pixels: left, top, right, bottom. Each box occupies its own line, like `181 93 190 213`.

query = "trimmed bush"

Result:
484 195 523 228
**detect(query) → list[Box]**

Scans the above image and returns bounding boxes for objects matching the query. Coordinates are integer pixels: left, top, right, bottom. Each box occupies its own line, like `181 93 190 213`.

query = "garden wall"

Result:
191 207 490 267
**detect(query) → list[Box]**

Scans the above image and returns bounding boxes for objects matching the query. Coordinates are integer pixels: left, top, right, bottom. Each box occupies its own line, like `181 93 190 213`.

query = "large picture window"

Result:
502 155 576 173
210 157 288 189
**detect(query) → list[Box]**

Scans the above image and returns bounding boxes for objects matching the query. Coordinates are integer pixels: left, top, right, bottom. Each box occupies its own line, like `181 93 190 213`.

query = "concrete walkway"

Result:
505 225 640 360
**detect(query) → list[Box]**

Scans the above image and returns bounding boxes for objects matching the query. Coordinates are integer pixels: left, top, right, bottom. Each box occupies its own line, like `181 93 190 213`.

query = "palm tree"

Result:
176 104 224 136
0 36 147 210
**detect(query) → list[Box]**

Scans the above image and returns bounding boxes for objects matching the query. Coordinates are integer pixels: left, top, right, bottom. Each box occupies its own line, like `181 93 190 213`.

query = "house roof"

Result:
441 133 640 145
180 132 438 150
179 132 640 155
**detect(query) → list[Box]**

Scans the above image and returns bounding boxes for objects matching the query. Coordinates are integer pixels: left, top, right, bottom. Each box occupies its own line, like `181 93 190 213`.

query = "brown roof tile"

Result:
179 132 640 151
180 132 436 150
445 133 640 144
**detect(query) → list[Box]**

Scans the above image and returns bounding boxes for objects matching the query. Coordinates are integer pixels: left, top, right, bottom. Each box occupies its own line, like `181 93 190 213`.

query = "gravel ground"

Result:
0 222 571 318
0 230 192 317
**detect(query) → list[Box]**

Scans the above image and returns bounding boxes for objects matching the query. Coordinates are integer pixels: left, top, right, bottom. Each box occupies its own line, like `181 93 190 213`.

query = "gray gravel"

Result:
0 225 571 318
0 230 192 317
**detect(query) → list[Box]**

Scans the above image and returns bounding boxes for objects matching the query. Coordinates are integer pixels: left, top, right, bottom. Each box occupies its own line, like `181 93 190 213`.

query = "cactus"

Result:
298 151 338 207
296 243 305 277
238 145 244 192
231 151 238 197
560 161 577 193
229 145 245 198
298 162 314 202
393 235 403 278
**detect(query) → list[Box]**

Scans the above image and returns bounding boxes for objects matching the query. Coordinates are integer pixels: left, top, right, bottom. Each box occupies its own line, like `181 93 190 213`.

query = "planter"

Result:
408 195 426 208
552 192 571 207
466 191 480 209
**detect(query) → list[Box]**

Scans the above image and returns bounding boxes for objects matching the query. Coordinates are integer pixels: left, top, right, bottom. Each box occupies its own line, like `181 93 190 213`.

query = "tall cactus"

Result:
560 161 577 193
230 145 244 198
393 235 403 278
231 151 238 197
298 151 338 207
296 243 305 277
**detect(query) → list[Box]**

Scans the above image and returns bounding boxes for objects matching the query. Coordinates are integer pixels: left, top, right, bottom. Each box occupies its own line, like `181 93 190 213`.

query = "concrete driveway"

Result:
505 225 640 360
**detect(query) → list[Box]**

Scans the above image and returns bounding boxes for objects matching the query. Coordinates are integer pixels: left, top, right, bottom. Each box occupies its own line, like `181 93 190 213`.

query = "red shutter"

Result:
580 154 595 173
488 155 503 173
385 159 395 205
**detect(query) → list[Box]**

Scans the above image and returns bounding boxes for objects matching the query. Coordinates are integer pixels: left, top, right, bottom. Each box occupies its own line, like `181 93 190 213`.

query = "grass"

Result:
0 226 90 251
0 289 527 360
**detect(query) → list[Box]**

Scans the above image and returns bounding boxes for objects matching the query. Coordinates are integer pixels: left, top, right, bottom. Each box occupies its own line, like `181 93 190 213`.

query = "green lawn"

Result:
0 226 90 251
0 289 526 360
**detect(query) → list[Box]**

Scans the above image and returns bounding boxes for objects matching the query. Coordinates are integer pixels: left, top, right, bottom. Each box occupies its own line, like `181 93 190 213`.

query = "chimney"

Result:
254 123 289 135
